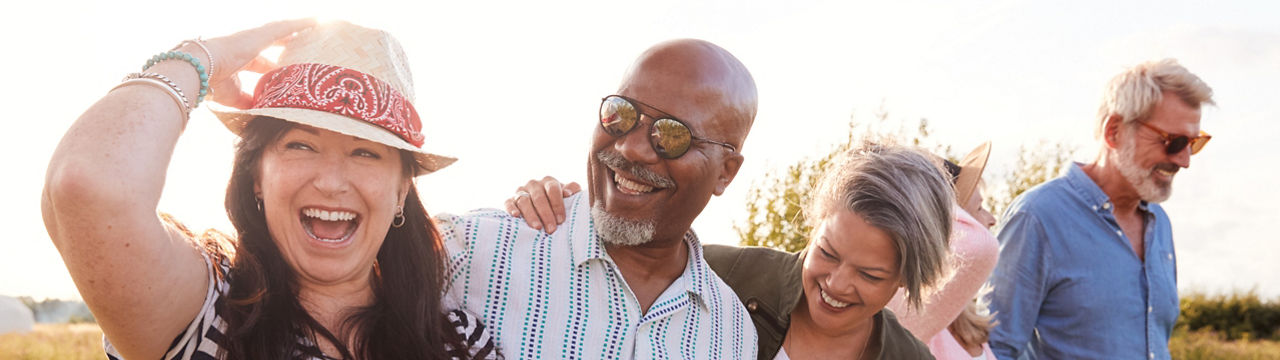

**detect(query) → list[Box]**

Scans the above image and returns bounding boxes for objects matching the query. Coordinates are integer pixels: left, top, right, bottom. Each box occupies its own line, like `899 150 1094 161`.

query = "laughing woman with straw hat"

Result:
42 20 496 359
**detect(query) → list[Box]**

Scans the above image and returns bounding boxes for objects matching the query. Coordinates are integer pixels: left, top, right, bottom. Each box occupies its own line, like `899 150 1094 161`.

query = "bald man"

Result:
438 39 758 359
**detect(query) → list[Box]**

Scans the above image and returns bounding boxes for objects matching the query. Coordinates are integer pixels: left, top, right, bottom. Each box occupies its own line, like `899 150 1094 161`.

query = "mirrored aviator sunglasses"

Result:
598 95 737 159
1138 121 1212 155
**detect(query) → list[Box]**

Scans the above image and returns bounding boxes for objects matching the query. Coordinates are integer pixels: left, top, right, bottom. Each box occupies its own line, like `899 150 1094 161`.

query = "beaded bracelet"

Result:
173 38 214 96
143 51 208 106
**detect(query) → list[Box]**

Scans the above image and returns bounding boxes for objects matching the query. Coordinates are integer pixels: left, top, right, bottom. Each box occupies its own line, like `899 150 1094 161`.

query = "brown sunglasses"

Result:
1136 121 1212 155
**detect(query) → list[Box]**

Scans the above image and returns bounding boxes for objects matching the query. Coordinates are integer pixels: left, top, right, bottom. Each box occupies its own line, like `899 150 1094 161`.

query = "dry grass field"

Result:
1170 330 1280 360
2 323 1279 359
0 323 103 360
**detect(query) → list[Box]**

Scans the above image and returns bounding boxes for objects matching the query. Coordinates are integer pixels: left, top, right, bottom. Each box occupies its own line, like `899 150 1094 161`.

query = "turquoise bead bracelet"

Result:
143 51 209 106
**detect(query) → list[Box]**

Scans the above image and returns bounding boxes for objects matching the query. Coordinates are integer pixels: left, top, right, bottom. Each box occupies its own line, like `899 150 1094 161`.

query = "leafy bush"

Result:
1178 290 1280 341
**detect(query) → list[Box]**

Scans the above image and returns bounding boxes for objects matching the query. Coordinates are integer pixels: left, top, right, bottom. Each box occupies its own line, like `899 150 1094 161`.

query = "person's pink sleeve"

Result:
887 203 1000 341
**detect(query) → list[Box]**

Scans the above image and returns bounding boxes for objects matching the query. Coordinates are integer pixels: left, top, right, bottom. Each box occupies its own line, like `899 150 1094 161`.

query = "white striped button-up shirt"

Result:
438 193 757 359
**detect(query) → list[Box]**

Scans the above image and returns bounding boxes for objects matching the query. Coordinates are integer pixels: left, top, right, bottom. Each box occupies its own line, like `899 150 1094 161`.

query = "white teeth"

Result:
1156 169 1176 177
303 208 357 221
821 290 851 308
614 172 655 193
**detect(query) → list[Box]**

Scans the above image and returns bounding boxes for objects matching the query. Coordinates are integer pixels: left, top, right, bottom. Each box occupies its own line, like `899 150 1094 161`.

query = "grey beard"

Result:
591 203 656 246
1113 137 1172 203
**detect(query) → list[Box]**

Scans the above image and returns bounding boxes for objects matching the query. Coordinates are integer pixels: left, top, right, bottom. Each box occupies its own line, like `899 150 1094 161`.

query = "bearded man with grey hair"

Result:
436 38 758 359
988 59 1215 360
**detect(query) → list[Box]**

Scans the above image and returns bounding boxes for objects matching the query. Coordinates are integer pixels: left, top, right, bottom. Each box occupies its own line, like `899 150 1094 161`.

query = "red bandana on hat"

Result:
251 63 424 147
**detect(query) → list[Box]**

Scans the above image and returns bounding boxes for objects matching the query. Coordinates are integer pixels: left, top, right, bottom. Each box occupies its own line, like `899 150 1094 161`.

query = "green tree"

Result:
984 141 1076 218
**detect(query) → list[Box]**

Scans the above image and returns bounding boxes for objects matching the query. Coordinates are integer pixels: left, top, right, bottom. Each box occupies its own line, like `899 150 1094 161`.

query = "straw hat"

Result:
954 141 991 214
209 21 455 176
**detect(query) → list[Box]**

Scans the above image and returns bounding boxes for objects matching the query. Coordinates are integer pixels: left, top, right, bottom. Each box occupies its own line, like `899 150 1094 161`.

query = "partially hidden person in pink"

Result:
891 142 999 360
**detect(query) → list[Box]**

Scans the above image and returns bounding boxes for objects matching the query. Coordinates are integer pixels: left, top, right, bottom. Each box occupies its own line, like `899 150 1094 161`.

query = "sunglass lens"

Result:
1189 137 1209 155
1166 136 1190 155
1187 131 1208 154
600 96 638 137
651 118 692 159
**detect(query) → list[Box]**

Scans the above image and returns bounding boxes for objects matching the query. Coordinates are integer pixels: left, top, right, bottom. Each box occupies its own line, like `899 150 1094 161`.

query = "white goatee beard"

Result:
591 203 656 246
1113 136 1172 203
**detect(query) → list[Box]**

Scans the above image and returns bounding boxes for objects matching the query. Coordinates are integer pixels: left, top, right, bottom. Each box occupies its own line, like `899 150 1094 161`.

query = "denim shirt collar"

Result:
1064 162 1151 215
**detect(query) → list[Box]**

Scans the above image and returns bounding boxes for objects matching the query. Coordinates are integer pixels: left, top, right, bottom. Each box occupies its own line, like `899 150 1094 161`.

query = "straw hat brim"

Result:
208 103 456 176
955 141 991 214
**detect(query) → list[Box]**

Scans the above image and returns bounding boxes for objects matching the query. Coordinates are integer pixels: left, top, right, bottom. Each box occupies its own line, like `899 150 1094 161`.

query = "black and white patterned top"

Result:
104 252 498 359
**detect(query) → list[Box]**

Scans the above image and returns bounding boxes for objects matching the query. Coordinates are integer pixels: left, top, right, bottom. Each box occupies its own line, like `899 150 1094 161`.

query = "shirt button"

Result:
1116 230 1123 236
1150 352 1154 359
1092 205 1099 211
746 300 759 312
1168 254 1174 260
1148 306 1153 313
1103 202 1112 209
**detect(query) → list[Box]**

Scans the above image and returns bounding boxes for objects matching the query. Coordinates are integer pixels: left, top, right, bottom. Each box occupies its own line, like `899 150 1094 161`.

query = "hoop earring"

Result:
392 205 405 228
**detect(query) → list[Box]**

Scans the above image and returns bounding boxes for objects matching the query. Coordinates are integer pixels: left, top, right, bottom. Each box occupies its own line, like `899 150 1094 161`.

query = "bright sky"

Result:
3 1 1277 300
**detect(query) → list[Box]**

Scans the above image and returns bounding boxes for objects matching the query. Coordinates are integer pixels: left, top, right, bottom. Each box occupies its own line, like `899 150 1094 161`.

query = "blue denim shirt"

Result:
988 163 1178 360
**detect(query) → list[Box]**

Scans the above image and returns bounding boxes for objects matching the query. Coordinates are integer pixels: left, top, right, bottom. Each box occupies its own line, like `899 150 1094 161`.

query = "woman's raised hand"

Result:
41 20 311 360
203 19 316 109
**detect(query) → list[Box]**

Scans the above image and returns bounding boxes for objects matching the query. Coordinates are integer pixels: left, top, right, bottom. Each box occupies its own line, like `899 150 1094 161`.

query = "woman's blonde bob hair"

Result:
806 140 955 310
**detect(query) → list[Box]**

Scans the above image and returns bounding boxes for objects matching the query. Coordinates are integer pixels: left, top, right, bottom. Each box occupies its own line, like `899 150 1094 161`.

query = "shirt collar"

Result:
569 193 717 309
1065 162 1151 214
681 230 717 310
569 193 608 266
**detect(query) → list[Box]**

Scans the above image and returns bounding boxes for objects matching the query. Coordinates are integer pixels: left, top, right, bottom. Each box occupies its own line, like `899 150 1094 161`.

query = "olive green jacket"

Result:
703 244 934 360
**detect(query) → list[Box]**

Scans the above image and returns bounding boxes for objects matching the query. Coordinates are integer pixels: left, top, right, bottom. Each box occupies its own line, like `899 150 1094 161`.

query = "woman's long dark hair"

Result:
218 117 466 359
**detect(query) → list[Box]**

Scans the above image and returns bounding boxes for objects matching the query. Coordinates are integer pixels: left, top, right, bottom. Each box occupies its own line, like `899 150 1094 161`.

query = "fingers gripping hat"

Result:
210 21 454 176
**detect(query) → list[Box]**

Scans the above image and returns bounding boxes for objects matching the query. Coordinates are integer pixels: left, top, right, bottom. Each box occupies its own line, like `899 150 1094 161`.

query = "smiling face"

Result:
1112 91 1201 203
255 125 410 286
587 91 733 245
800 210 904 334
586 40 753 246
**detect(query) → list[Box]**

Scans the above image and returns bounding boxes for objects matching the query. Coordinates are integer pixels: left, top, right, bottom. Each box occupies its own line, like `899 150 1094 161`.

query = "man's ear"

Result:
713 152 745 196
1103 114 1125 148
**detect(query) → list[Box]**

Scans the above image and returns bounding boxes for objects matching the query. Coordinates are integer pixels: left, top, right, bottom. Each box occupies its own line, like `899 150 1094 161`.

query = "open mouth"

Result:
300 207 360 244
820 289 853 309
815 282 857 311
611 169 659 195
